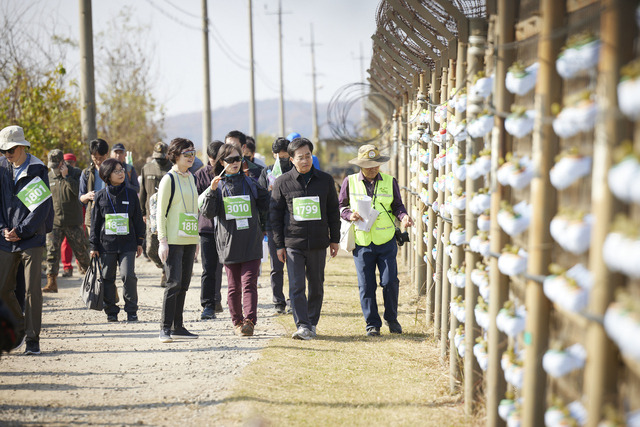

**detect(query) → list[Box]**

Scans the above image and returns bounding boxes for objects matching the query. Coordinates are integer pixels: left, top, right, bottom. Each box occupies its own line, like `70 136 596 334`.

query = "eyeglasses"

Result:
0 147 17 154
223 156 242 164
181 150 196 158
112 168 125 174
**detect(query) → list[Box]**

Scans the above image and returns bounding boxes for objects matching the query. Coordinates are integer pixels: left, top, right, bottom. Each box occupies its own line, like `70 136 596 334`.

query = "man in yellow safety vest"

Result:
338 144 414 337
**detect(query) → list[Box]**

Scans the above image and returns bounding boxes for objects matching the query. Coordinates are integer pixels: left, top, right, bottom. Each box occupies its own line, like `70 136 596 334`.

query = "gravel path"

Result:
0 255 285 426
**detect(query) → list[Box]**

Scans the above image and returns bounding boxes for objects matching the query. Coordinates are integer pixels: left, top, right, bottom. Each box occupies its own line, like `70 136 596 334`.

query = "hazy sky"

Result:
15 0 378 118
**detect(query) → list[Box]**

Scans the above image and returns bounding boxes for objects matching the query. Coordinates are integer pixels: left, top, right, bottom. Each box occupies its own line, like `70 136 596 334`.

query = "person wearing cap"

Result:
257 137 293 314
111 143 140 193
43 149 91 292
0 125 54 355
59 152 84 277
270 137 340 340
139 141 173 287
225 130 263 180
338 144 414 337
194 140 225 319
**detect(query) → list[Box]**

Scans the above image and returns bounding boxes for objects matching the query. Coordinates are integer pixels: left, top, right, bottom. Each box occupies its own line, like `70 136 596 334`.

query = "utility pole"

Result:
267 0 290 137
202 0 211 157
248 0 257 138
78 0 96 143
352 42 367 133
305 24 320 144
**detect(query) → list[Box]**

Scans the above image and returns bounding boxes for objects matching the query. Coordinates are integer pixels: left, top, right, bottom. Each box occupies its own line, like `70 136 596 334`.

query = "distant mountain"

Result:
163 98 358 149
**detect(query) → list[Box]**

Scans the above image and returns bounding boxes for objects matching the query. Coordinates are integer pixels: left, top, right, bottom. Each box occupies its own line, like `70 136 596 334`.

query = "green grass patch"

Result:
215 254 472 426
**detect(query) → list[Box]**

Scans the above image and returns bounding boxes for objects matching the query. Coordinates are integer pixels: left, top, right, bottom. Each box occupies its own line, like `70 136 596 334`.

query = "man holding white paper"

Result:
0 125 53 355
338 144 413 337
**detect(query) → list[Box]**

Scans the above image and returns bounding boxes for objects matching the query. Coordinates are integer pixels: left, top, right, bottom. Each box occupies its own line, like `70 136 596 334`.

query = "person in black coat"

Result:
269 138 340 340
89 158 145 323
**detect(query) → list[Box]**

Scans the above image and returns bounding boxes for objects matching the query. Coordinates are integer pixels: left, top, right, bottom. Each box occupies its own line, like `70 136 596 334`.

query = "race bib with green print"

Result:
178 212 198 237
17 177 52 212
105 213 129 235
292 196 321 221
223 195 252 220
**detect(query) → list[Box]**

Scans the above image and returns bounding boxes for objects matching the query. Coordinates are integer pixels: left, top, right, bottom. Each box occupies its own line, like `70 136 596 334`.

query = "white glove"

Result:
159 239 169 263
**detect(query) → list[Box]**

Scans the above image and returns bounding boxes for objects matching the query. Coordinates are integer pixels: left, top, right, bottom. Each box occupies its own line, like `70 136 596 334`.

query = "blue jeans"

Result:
352 239 399 329
101 251 137 315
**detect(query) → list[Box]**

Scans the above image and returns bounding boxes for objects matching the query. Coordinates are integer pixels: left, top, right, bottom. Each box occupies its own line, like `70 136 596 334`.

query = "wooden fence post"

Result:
439 64 451 364
450 33 468 393
400 92 410 266
486 1 516 425
465 17 488 415
584 1 635 425
416 72 428 296
431 63 442 338
521 0 564 425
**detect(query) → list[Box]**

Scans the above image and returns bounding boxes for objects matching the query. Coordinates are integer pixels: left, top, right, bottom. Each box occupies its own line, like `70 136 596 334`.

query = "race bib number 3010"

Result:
17 177 52 212
292 196 321 221
223 195 252 220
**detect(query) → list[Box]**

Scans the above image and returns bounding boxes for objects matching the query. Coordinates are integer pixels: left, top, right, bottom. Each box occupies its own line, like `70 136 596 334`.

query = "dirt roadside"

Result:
0 255 286 426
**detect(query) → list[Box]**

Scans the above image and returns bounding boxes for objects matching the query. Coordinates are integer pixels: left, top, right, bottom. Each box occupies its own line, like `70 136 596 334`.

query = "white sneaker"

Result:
292 326 313 340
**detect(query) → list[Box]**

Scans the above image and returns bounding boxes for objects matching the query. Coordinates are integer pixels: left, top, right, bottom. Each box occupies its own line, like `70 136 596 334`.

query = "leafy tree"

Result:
0 1 84 164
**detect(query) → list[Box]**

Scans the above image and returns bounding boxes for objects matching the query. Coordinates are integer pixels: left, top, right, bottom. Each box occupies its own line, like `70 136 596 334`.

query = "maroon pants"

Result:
225 259 260 326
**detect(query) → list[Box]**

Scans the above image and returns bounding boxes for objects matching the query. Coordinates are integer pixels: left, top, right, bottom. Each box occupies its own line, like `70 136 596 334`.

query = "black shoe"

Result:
107 314 118 322
201 306 216 320
214 301 223 313
159 328 173 343
366 326 381 337
170 326 198 340
275 304 286 314
62 268 73 278
386 320 403 334
127 313 138 322
24 340 41 355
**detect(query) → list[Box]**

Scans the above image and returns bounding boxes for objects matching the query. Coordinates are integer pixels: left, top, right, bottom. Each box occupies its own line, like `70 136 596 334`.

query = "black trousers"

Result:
199 233 222 308
160 244 197 330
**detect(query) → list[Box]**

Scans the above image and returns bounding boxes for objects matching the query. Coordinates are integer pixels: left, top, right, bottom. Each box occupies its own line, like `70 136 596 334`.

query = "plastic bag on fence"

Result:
81 257 104 311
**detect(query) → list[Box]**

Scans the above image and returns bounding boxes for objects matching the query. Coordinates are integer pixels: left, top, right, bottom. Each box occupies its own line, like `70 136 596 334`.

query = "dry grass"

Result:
214 253 474 426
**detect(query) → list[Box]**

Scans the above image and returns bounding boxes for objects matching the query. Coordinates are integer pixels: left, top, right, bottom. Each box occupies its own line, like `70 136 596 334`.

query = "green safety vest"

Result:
348 173 396 246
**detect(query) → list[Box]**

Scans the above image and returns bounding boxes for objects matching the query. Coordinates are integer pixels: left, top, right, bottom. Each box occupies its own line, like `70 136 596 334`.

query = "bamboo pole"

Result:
410 74 420 287
449 34 467 393
464 17 487 416
416 72 428 296
400 93 409 266
521 0 564 424
584 1 634 425
486 1 516 425
440 61 455 363
431 63 442 338
438 65 450 359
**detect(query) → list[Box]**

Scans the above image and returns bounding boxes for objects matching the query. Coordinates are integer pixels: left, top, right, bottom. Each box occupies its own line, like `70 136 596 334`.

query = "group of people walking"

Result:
0 124 413 356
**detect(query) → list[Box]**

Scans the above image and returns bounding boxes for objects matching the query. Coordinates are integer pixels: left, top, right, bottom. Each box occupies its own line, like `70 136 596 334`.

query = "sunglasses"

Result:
0 147 18 154
223 156 242 164
181 150 196 158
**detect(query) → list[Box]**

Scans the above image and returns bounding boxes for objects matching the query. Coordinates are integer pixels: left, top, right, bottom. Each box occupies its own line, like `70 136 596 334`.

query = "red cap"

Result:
63 153 77 162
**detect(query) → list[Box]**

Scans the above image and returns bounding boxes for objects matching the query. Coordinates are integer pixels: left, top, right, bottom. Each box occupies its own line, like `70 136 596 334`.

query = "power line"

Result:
160 0 201 20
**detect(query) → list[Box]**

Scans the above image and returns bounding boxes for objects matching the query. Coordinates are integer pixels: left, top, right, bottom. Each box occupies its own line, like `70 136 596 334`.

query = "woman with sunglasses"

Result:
199 144 269 336
156 138 200 343
89 158 145 323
